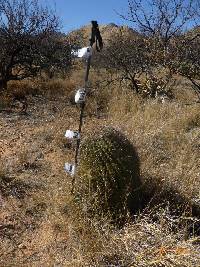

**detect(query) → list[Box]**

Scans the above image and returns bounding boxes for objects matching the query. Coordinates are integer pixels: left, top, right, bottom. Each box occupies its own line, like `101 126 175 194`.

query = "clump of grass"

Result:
8 80 40 97
6 78 75 99
35 78 75 98
95 210 200 267
75 127 142 221
0 78 76 111
62 203 200 266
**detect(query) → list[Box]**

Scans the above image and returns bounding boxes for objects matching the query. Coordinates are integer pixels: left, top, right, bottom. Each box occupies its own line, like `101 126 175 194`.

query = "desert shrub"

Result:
76 127 142 221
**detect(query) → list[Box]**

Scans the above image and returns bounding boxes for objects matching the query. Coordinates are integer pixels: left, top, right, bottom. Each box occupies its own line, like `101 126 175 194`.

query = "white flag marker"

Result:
71 47 93 59
78 47 93 59
75 89 86 104
65 163 75 176
65 130 80 140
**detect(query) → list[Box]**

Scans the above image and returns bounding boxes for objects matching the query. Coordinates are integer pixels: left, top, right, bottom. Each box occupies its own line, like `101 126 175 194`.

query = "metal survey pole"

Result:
65 21 103 193
72 52 92 193
74 54 92 161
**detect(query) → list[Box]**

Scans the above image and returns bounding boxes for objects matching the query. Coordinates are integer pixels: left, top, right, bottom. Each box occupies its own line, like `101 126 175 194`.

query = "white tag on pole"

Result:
77 47 93 59
75 88 86 104
71 47 93 59
65 163 75 176
65 130 80 140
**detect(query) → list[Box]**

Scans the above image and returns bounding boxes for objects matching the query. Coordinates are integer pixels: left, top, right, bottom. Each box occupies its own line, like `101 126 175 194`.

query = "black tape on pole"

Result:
90 21 103 52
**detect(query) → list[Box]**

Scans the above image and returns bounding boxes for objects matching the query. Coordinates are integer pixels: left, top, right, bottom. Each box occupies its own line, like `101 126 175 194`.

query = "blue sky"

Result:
42 0 129 33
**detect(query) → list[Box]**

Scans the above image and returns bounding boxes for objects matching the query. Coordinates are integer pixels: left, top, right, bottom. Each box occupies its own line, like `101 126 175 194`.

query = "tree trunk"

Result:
0 79 8 91
189 78 200 101
131 77 139 93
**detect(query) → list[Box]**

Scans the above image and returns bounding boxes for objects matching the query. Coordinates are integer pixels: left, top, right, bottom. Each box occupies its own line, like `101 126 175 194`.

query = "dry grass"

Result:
7 78 76 98
0 70 199 266
0 77 76 112
108 89 200 207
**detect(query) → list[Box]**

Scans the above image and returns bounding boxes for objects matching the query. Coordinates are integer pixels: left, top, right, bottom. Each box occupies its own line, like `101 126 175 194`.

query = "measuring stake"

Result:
64 21 103 193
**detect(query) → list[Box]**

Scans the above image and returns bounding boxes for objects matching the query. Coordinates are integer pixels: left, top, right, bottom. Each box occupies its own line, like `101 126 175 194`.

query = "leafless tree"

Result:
171 35 200 100
126 0 197 40
0 0 71 91
111 0 200 99
93 29 153 93
38 33 73 79
122 0 199 66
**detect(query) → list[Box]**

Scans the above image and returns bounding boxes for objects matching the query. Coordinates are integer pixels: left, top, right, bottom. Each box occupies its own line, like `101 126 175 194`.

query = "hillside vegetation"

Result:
0 65 199 266
0 0 200 266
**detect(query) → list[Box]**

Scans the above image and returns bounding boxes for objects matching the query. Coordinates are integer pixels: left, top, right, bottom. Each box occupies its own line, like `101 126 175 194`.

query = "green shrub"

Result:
76 127 142 221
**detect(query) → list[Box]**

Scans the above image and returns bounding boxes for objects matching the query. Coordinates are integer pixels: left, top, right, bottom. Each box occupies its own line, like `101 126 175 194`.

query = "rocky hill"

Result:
68 22 138 46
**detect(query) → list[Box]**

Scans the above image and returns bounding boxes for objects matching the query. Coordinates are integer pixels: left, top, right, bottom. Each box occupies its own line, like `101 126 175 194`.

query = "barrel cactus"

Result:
76 127 142 220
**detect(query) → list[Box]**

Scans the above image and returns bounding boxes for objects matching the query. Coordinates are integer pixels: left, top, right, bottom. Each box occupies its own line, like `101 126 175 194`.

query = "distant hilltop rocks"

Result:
107 23 119 27
67 22 200 47
67 23 138 46
185 25 200 39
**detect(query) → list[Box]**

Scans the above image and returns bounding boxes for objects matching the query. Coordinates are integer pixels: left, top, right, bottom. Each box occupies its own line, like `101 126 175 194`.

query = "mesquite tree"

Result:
38 33 72 79
171 35 200 100
93 29 152 93
0 0 71 91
